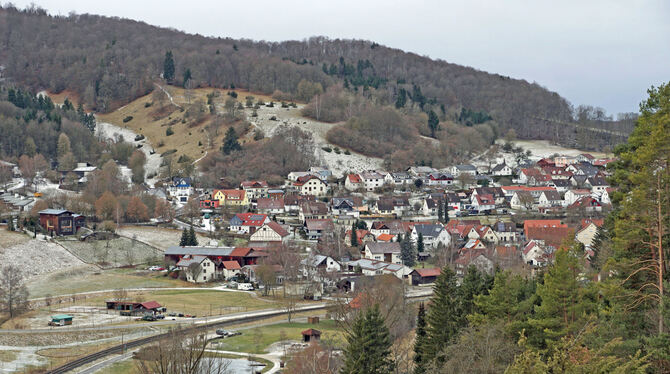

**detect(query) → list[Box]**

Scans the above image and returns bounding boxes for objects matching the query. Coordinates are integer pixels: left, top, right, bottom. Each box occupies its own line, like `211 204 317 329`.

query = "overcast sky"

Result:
10 0 670 114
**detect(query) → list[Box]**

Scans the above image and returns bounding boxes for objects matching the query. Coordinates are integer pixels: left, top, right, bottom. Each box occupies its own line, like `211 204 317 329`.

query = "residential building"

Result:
363 242 402 264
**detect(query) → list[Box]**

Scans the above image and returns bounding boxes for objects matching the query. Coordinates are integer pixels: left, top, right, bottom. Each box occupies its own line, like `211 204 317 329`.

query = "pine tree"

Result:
182 68 192 88
221 127 241 155
188 226 198 246
459 265 491 318
163 50 175 82
341 305 395 374
527 243 596 348
7 216 14 231
179 227 189 246
425 266 462 363
401 234 416 267
437 201 444 223
414 302 428 374
350 221 358 247
444 199 450 223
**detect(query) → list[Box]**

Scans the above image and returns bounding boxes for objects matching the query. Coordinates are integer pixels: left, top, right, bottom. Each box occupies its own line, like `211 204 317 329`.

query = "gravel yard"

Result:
0 232 84 281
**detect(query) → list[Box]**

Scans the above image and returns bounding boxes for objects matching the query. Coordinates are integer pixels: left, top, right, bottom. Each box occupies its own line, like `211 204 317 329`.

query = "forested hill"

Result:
0 6 629 150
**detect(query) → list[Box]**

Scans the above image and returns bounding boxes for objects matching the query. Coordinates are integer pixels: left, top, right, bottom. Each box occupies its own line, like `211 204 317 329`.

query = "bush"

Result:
269 116 277 121
123 116 133 123
157 140 165 147
322 146 332 153
134 134 145 141
266 102 274 108
344 149 351 155
162 149 177 156
227 91 238 98
166 126 174 136
253 130 265 140
281 102 289 108
144 102 152 108
256 99 265 106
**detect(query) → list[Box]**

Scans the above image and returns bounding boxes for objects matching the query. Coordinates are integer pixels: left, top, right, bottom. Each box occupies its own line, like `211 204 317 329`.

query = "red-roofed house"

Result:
250 221 290 243
345 174 364 191
524 219 566 237
221 260 242 279
240 180 269 199
256 198 285 215
213 189 249 206
229 213 270 234
294 175 328 196
345 229 375 246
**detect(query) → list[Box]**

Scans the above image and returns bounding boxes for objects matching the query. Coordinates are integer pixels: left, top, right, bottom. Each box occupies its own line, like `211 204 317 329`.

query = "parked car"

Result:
148 266 165 271
237 283 254 291
216 329 229 336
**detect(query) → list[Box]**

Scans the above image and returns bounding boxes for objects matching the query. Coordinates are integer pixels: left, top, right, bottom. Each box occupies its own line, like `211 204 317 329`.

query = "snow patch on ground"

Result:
96 121 163 187
0 238 83 281
247 104 384 178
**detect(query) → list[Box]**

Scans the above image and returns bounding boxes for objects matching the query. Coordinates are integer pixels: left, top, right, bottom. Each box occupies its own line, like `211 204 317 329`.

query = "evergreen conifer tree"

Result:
221 127 241 155
341 305 395 374
416 233 424 256
437 201 444 223
179 227 189 246
188 226 198 246
425 266 461 363
401 234 416 267
163 50 175 82
350 221 358 247
414 302 428 374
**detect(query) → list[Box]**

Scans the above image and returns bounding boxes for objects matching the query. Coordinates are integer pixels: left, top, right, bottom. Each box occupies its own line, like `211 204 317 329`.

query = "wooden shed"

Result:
301 328 321 343
50 314 73 326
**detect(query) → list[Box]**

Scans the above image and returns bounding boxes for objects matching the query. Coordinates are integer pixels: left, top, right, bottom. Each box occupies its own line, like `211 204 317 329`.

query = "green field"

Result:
56 236 161 268
213 319 345 354
26 267 191 298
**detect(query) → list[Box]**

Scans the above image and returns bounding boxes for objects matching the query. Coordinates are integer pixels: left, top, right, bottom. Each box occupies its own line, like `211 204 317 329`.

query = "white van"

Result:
237 283 254 291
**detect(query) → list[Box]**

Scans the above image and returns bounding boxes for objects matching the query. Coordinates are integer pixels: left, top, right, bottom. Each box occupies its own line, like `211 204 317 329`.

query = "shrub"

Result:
157 140 165 147
257 99 265 106
281 102 288 108
253 130 265 140
123 116 133 123
166 126 174 136
266 102 274 108
134 134 145 141
227 91 238 98
344 149 351 155
144 102 152 108
269 116 277 121
322 146 332 153
251 109 258 117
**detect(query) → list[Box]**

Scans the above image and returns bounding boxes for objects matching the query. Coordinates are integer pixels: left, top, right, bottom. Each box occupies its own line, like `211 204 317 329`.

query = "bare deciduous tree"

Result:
0 265 30 318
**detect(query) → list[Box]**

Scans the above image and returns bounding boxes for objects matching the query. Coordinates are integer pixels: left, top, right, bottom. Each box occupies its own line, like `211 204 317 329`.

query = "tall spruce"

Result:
341 305 395 374
401 234 416 267
221 127 241 155
444 199 450 223
437 201 444 223
163 50 175 82
179 227 188 246
414 302 428 374
188 225 198 246
425 266 462 363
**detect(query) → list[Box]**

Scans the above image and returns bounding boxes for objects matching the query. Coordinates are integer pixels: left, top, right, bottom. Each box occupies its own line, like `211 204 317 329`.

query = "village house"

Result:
284 194 314 214
345 258 412 280
450 164 478 177
344 174 364 191
359 171 386 191
256 198 285 215
538 190 564 208
164 246 264 271
454 249 494 276
240 180 269 199
39 209 85 236
422 198 442 216
493 221 519 243
229 213 270 234
176 255 216 283
249 221 290 243
331 197 362 218
345 229 375 246
376 196 410 217
426 172 454 186
568 196 603 213
363 242 402 264
491 162 512 176
471 193 496 213
575 219 604 249
600 187 615 205
213 189 248 207
475 225 499 244
510 190 535 210
294 175 328 197
585 175 609 196
522 241 548 266
300 254 341 280
299 201 329 223
407 166 436 177
386 172 414 186
167 177 193 203
304 219 335 240
564 189 592 205
411 224 451 248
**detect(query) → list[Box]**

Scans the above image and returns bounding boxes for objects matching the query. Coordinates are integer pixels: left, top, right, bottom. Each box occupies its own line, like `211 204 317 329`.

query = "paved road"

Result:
2 303 327 334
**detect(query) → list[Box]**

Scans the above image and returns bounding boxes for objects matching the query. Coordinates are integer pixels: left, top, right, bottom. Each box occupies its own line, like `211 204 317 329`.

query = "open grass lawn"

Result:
0 229 29 248
141 289 277 316
213 319 345 354
26 267 191 298
0 349 18 363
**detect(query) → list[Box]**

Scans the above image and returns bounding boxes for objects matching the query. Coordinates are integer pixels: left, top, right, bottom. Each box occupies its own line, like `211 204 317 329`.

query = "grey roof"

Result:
301 254 330 267
165 246 236 256
455 164 477 171
491 163 508 172
365 242 401 254
346 258 404 272
39 209 69 215
176 255 207 267
414 224 445 238
542 190 562 201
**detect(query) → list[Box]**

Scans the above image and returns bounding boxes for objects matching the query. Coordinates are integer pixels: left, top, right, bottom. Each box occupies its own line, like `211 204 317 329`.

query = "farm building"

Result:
105 300 163 316
50 314 73 326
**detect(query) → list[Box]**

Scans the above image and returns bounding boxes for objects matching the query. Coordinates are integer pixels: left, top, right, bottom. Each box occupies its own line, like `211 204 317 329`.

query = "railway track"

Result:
46 304 326 374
